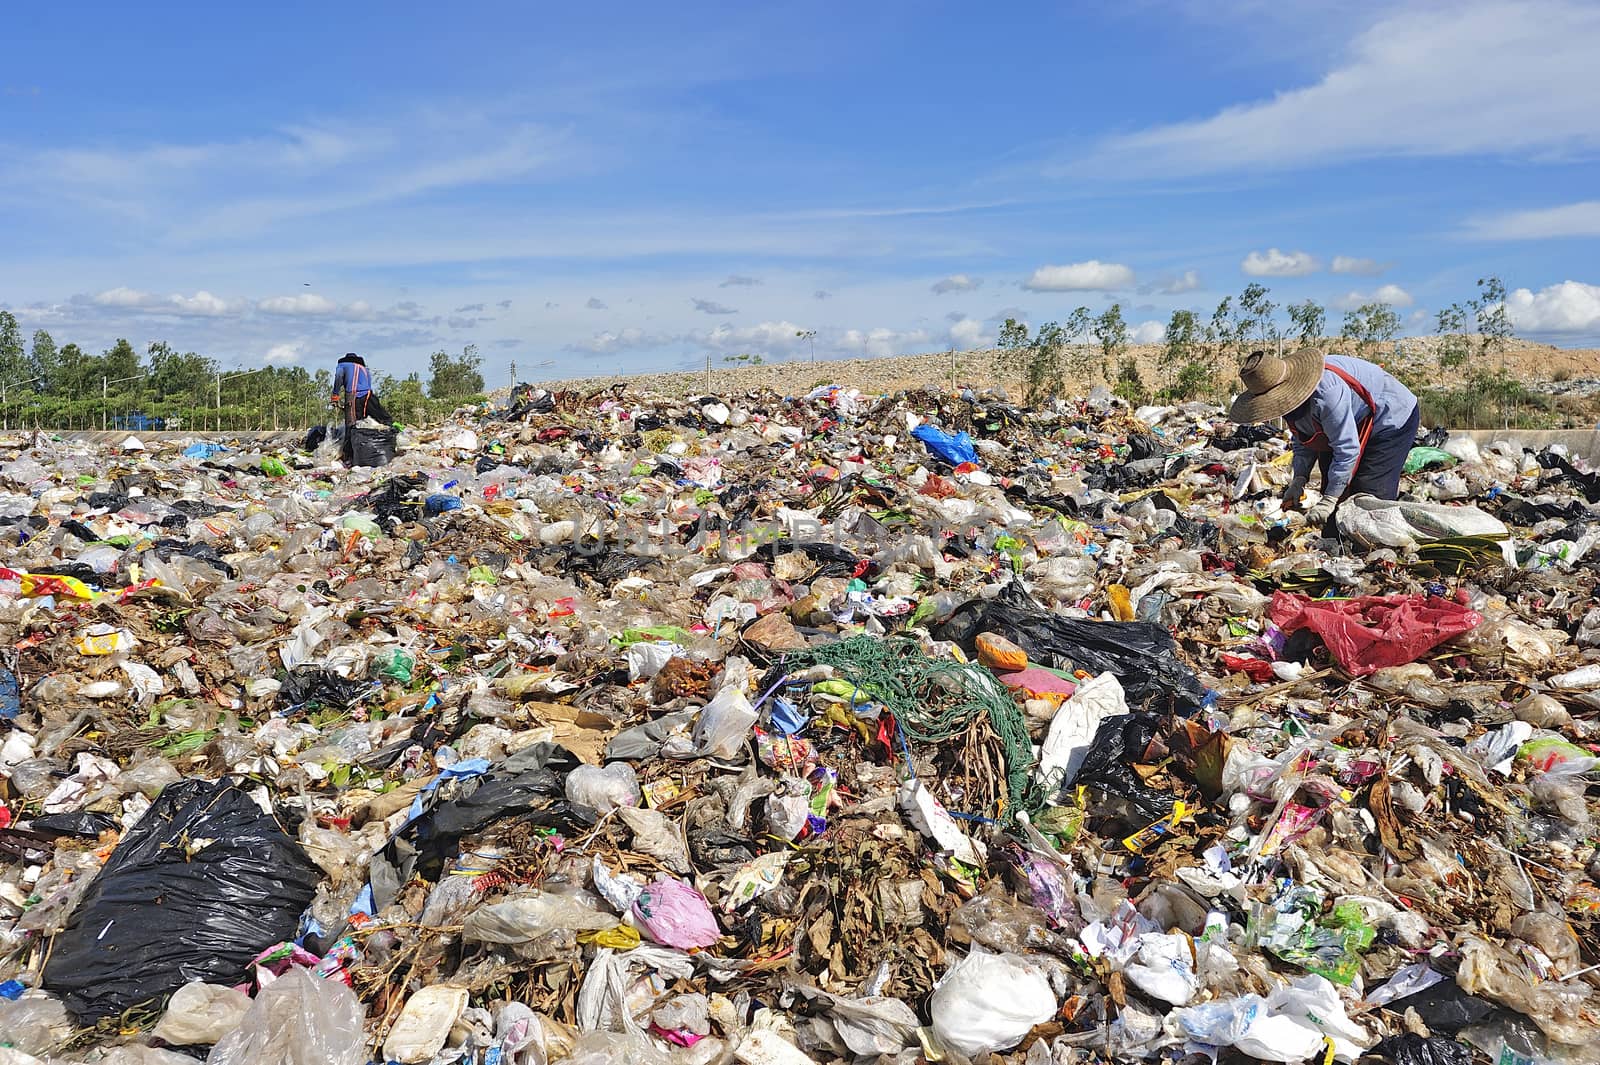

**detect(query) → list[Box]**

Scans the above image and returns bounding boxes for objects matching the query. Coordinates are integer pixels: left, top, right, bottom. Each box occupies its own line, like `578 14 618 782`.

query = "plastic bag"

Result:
1035 672 1127 791
1372 1034 1472 1065
633 875 721 949
689 684 757 758
616 805 692 874
464 892 616 944
1269 592 1482 676
935 581 1208 712
205 967 366 1065
43 779 321 1021
0 992 73 1056
152 981 254 1045
929 950 1057 1057
1335 494 1508 549
1404 447 1457 473
564 762 641 813
383 985 470 1064
1071 714 1174 820
348 426 397 467
910 423 979 466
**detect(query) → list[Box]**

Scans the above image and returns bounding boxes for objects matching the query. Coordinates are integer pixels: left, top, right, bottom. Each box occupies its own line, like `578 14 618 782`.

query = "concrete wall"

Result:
1454 429 1600 464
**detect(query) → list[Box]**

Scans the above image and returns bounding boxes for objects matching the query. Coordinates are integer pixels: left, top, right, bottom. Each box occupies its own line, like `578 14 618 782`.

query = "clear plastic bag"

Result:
204 968 366 1065
564 762 641 813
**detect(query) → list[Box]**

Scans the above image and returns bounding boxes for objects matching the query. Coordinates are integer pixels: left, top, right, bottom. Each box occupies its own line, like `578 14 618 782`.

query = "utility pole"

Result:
509 361 516 395
705 354 711 394
103 376 108 431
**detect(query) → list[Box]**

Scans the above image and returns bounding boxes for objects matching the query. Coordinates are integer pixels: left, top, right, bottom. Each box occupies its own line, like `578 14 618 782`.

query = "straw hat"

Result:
1228 347 1325 423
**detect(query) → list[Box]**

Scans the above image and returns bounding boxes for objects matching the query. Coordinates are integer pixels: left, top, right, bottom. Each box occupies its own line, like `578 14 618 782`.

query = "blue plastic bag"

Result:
182 442 227 460
425 494 464 515
0 666 17 721
911 424 979 467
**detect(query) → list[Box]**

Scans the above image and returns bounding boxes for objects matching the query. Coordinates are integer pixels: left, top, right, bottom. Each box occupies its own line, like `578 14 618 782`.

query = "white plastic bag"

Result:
929 950 1058 1057
205 967 366 1065
383 985 470 1064
1035 672 1127 790
690 685 757 758
564 763 641 813
1123 932 1198 1005
463 892 615 943
152 981 253 1045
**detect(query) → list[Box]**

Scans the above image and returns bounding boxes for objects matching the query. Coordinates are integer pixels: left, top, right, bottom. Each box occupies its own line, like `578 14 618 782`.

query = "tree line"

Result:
994 276 1518 412
0 312 487 431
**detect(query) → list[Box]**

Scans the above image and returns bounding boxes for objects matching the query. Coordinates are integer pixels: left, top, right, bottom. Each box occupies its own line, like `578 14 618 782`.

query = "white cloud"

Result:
586 297 608 310
931 273 981 295
720 275 761 287
1331 283 1414 311
1241 248 1319 277
1131 320 1167 344
1077 1 1600 176
1504 281 1600 332
1159 270 1202 294
258 293 339 316
698 320 810 356
1464 200 1600 240
1330 255 1387 276
947 317 990 349
566 327 667 354
841 326 935 358
90 286 236 317
263 342 303 364
1022 260 1135 291
691 297 738 315
813 290 832 300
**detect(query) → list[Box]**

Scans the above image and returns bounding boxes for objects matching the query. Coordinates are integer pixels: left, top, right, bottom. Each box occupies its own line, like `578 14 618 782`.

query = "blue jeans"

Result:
1316 401 1422 502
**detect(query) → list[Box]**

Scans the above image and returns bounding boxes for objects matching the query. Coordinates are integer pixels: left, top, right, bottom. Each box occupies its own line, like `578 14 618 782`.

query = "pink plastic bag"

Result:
1269 593 1480 677
633 876 722 949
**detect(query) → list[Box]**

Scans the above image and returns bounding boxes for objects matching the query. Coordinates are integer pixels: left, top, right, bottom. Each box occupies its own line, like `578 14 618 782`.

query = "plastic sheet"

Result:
1270 592 1482 676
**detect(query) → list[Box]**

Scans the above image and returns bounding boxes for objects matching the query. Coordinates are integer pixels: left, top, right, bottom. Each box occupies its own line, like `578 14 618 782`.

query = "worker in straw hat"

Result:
1230 348 1420 531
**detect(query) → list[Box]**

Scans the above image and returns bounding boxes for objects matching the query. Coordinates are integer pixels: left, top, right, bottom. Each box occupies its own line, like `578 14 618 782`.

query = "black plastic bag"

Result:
364 474 428 525
935 582 1208 713
1382 979 1496 1035
349 426 398 468
277 667 373 712
27 810 119 838
42 779 319 1021
302 424 328 450
371 743 586 900
1372 1033 1472 1065
1415 426 1450 448
1068 713 1175 819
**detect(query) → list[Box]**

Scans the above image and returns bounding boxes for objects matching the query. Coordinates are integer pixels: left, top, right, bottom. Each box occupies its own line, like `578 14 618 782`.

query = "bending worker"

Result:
331 352 373 447
1230 348 1420 530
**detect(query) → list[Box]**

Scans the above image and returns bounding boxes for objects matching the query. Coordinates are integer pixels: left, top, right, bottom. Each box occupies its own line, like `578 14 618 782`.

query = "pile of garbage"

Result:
2 381 1600 1065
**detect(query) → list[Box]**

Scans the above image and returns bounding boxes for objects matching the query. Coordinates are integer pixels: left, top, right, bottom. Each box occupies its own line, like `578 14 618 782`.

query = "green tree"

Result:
28 330 59 390
1472 276 1513 363
1339 303 1400 357
382 372 432 424
1092 304 1128 379
1025 321 1067 404
1234 283 1279 346
428 343 485 399
1062 307 1095 377
1287 300 1326 346
1114 358 1148 406
1435 303 1471 370
1205 296 1237 367
0 312 25 385
1160 309 1211 400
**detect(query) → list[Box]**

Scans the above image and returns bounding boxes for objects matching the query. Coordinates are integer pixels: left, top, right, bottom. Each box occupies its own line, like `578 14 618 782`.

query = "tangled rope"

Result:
785 635 1041 816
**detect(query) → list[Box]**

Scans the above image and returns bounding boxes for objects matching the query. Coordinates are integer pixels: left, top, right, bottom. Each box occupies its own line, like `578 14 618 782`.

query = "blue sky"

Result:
3 0 1599 381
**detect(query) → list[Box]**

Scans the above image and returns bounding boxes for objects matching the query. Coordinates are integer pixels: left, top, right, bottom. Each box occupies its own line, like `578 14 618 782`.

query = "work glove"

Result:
1305 497 1336 528
1281 477 1307 508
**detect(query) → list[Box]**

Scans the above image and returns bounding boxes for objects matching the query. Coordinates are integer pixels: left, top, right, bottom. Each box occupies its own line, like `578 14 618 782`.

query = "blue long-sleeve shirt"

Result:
1287 354 1418 498
333 360 371 399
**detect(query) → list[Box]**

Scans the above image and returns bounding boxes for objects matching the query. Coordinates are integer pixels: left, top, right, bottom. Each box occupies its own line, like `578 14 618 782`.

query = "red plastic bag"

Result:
1220 654 1276 682
1269 593 1481 677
